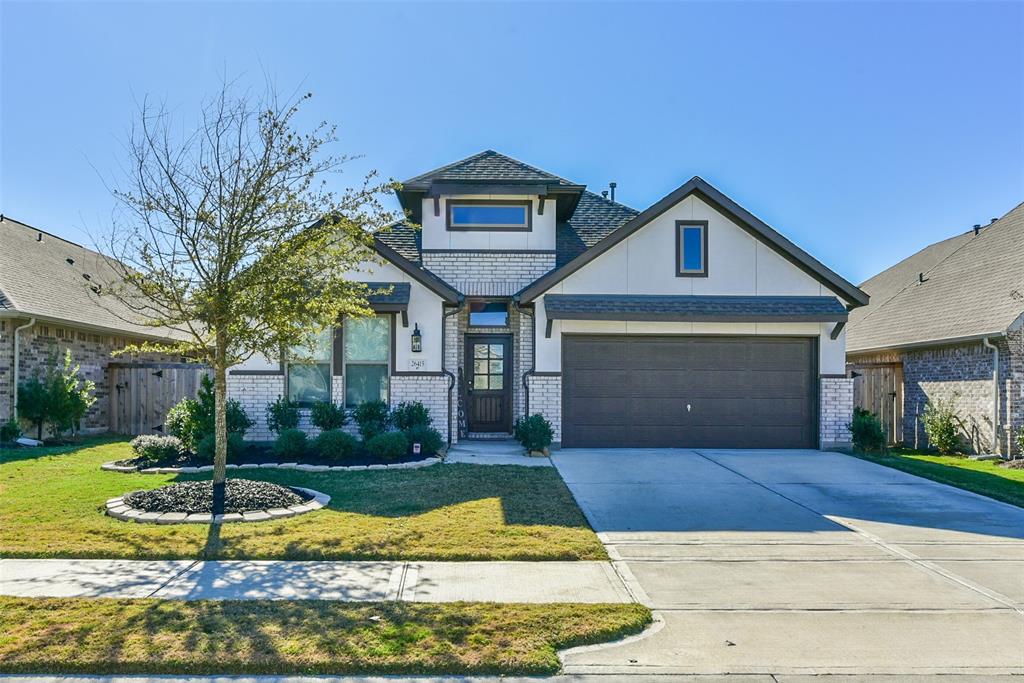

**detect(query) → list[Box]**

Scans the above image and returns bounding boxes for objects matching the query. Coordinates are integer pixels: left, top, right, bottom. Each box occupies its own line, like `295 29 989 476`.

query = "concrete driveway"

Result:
552 448 1024 677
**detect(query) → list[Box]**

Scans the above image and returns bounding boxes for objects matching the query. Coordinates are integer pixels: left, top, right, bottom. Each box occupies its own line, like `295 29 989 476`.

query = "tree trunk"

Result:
212 331 228 515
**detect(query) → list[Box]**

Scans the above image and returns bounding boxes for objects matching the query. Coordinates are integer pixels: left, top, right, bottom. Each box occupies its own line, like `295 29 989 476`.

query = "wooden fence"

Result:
109 362 211 435
851 362 904 445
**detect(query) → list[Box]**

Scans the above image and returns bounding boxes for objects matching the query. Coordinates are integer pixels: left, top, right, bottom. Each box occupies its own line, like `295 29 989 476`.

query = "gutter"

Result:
847 330 1007 356
515 302 535 418
11 317 36 421
441 303 463 446
982 337 1001 456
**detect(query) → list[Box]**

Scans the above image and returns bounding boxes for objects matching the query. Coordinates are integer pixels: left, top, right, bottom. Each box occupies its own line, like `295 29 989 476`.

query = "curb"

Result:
101 457 443 475
104 486 330 524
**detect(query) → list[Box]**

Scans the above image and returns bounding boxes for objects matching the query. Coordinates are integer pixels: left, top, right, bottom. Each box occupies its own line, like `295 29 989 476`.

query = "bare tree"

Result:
103 81 397 505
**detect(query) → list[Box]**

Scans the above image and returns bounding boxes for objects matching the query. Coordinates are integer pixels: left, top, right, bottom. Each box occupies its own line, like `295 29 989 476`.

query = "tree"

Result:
16 350 96 439
102 80 397 508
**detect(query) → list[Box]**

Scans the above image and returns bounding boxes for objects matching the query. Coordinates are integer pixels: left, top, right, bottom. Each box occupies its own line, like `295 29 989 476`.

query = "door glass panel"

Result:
490 374 503 390
474 359 488 375
474 344 489 359
489 344 503 357
488 360 503 374
473 375 489 390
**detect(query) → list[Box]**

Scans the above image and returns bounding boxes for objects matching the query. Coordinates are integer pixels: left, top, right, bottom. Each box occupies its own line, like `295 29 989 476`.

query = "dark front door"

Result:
466 335 511 433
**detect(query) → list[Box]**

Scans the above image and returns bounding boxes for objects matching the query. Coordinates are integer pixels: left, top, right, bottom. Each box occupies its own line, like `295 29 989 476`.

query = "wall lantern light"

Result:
411 324 423 353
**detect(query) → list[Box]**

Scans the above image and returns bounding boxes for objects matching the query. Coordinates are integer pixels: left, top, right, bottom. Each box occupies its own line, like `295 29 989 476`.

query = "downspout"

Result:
982 336 1001 455
441 303 463 447
12 317 36 421
515 301 535 418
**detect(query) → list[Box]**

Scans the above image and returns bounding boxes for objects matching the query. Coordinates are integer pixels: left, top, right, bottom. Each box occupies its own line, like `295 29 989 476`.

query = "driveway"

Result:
552 448 1024 677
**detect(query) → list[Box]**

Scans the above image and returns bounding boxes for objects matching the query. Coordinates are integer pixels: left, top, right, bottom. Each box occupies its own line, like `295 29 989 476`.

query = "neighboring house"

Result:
0 216 186 433
847 203 1024 456
229 150 868 449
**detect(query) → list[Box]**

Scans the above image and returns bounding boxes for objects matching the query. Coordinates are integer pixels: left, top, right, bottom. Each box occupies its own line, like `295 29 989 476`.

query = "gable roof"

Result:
518 176 869 306
847 202 1024 353
0 216 186 341
372 226 461 303
403 149 575 186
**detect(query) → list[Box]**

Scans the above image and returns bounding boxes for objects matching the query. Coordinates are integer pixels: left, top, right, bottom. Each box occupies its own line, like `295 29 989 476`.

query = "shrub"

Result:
1016 427 1024 459
313 429 358 461
404 424 444 456
165 398 203 451
16 350 96 439
167 374 252 451
265 396 300 435
354 400 391 440
848 407 887 454
273 428 308 459
514 414 554 453
0 419 21 444
195 432 246 464
310 400 347 431
365 431 408 461
130 434 184 466
392 401 431 431
922 395 962 455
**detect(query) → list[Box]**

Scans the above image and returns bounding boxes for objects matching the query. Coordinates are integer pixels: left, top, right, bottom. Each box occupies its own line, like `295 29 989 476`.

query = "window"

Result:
472 343 505 390
344 315 391 407
287 329 332 405
447 200 531 231
676 220 708 277
469 301 509 327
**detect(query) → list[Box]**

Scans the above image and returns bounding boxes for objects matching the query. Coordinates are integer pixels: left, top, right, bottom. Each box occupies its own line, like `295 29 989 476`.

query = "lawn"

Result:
852 448 1024 509
0 439 606 561
0 597 651 675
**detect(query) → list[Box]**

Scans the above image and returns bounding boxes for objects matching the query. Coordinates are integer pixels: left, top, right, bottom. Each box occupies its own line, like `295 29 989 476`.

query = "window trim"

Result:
342 314 392 408
467 299 511 328
446 199 532 232
675 220 709 277
285 329 334 407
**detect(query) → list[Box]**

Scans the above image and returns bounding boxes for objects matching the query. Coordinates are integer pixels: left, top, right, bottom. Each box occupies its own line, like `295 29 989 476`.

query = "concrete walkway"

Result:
5 676 1023 682
444 439 553 466
0 559 630 603
552 448 1024 677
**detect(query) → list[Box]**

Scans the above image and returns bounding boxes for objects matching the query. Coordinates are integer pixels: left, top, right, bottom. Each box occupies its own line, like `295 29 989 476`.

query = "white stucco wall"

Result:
533 193 848 374
419 195 555 250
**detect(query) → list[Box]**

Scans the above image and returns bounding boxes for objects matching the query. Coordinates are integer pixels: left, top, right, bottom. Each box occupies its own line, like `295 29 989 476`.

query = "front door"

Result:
465 335 511 433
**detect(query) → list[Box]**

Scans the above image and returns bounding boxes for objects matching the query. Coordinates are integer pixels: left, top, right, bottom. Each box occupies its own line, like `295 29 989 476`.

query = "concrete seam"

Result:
146 560 200 598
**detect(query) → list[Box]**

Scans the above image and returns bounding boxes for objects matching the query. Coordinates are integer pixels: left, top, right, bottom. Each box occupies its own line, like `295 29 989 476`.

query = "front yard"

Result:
0 439 606 561
853 449 1024 509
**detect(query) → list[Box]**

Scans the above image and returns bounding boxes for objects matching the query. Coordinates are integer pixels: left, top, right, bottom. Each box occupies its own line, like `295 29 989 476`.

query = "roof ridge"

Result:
403 149 573 185
1 214 91 251
403 150 496 184
580 189 638 213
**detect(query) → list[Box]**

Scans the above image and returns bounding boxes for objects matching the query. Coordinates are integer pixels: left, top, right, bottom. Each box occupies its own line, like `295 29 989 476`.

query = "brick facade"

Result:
525 374 562 445
820 376 854 450
421 251 555 296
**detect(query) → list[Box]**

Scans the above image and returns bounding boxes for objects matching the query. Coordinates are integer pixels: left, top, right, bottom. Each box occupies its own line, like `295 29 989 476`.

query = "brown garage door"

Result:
562 336 817 449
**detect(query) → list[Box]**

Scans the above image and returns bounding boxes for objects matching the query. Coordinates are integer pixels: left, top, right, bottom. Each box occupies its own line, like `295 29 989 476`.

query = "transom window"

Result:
286 329 332 405
468 300 509 327
676 220 708 277
447 200 531 231
343 315 391 407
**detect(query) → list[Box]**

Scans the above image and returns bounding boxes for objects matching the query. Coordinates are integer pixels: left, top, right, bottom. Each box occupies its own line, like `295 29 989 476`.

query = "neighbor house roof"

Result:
544 294 849 323
847 202 1024 353
0 216 188 341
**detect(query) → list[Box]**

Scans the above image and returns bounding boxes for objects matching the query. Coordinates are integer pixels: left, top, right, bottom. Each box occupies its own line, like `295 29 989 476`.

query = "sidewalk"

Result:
0 558 631 603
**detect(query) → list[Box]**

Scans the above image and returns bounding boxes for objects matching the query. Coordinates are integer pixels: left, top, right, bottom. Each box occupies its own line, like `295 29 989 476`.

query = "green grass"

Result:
852 448 1024 509
0 597 651 675
0 438 606 561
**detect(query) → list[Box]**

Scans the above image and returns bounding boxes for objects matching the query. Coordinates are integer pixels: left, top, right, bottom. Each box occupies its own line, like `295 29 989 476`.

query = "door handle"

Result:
686 403 692 412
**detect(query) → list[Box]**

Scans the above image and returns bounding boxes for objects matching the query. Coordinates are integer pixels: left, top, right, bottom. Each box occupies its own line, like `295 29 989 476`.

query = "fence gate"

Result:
851 362 904 445
109 362 211 435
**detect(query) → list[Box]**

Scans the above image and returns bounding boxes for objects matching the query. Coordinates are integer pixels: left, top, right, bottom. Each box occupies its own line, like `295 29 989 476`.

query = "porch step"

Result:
450 439 522 456
466 432 513 440
446 439 552 467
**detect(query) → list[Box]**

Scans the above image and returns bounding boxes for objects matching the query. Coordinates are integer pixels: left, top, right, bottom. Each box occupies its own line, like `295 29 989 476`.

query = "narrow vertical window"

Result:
676 220 708 277
343 315 391 407
287 328 332 405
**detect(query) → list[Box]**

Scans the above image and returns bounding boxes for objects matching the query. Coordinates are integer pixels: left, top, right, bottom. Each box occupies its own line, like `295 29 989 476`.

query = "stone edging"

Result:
101 456 443 474
105 486 330 524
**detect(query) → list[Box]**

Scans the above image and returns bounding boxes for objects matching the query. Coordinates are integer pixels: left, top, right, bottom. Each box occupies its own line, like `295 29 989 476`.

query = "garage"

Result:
562 335 817 449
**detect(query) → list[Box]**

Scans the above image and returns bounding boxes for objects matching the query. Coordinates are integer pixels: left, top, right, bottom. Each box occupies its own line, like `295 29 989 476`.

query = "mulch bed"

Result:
115 442 435 470
123 480 312 514
999 459 1024 470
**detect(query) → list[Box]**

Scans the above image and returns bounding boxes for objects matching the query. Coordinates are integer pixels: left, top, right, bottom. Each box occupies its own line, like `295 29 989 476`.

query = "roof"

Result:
364 282 410 308
403 150 574 186
847 202 1024 353
544 294 848 323
557 191 639 266
375 223 422 263
519 176 870 307
0 216 187 341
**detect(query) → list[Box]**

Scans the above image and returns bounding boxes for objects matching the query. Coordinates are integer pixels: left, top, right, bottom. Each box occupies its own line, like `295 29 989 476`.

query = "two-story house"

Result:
227 150 868 450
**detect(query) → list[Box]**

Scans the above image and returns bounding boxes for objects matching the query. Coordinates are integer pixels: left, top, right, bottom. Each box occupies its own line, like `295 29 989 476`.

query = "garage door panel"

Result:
565 397 629 425
567 339 630 369
567 368 632 392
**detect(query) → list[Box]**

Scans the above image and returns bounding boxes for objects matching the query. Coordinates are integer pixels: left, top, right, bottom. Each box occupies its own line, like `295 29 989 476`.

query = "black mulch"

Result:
116 442 434 470
123 480 313 514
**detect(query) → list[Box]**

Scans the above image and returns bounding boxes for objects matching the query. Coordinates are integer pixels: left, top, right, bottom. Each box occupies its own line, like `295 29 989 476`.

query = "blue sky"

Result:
2 1 1022 284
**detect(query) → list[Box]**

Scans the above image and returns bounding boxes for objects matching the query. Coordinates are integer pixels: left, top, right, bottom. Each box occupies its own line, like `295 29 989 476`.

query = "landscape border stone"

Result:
101 456 443 474
105 486 331 524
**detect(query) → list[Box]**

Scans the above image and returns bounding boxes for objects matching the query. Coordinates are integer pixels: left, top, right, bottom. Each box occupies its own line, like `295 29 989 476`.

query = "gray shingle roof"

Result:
847 202 1024 352
0 217 187 340
375 223 422 263
404 150 574 186
557 191 639 266
544 294 849 322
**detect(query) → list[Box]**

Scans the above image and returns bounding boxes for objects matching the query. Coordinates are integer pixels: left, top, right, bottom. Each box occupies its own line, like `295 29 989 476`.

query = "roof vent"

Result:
990 217 998 224
918 272 928 284
66 257 75 265
601 190 608 199
37 232 43 242
609 182 617 202
82 273 91 281
973 224 981 235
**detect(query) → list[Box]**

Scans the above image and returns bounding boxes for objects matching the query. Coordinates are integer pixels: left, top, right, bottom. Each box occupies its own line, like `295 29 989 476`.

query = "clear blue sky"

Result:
2 1 1022 284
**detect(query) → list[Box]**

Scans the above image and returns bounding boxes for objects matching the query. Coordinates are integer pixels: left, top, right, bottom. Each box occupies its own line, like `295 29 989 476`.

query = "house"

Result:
847 203 1024 456
0 216 185 433
228 150 868 449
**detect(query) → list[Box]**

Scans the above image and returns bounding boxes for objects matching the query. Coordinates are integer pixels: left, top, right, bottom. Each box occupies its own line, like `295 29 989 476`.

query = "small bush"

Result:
165 398 203 451
16 350 96 439
166 374 253 451
195 432 246 464
392 401 431 431
265 396 301 435
1016 427 1024 459
273 428 308 459
310 401 347 431
365 431 408 461
514 414 554 453
130 434 184 466
848 407 887 454
0 419 21 443
922 395 962 455
354 400 391 441
313 429 358 461
404 424 444 456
